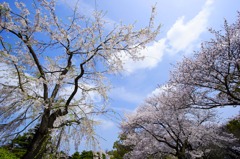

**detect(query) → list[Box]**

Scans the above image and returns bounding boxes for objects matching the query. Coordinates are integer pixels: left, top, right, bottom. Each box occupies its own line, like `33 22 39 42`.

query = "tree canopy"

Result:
170 12 240 109
107 135 132 159
0 0 160 158
120 11 240 159
120 86 238 159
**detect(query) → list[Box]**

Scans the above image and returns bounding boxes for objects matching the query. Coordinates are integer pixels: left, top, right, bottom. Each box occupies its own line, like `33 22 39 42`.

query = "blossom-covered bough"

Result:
170 12 240 109
0 0 160 158
121 12 240 159
121 86 238 159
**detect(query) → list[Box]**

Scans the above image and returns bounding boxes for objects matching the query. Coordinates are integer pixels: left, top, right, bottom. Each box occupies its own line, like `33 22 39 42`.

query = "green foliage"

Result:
80 150 93 159
0 134 30 158
7 128 35 158
71 151 81 159
71 150 107 159
0 148 18 159
102 153 106 159
9 130 34 158
161 155 177 159
42 151 69 159
107 135 132 159
203 116 240 159
226 116 240 139
0 127 37 158
0 125 54 159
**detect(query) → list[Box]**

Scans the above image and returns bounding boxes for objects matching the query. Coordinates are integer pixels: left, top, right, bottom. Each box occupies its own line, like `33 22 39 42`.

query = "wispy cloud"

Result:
110 106 135 114
123 39 166 74
123 0 214 74
109 87 144 104
166 0 214 53
97 118 116 130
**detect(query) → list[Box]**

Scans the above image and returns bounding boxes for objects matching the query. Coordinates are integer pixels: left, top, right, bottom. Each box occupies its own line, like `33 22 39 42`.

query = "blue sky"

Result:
2 0 240 153
81 0 240 152
48 0 240 152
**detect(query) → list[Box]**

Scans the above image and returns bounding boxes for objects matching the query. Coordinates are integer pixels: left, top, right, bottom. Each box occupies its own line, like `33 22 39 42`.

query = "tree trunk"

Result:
176 152 187 159
176 146 187 159
22 110 52 159
22 129 50 159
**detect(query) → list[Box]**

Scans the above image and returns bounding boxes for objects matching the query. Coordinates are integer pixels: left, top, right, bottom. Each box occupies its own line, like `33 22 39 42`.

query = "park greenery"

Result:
0 0 240 159
0 116 239 158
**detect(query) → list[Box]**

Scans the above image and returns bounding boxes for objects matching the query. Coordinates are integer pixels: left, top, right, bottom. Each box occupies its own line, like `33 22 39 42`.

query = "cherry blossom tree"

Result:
121 86 237 159
0 1 160 158
170 12 240 109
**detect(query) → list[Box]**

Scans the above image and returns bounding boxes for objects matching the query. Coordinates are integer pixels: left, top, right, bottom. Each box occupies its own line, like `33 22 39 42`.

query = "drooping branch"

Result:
0 1 161 158
2 114 41 139
2 28 49 101
0 39 26 93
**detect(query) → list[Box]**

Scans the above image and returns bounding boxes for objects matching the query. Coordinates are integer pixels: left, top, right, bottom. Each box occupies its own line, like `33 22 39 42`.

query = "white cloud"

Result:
123 39 166 74
147 84 173 98
98 118 115 130
123 0 214 74
110 106 135 114
166 0 213 53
